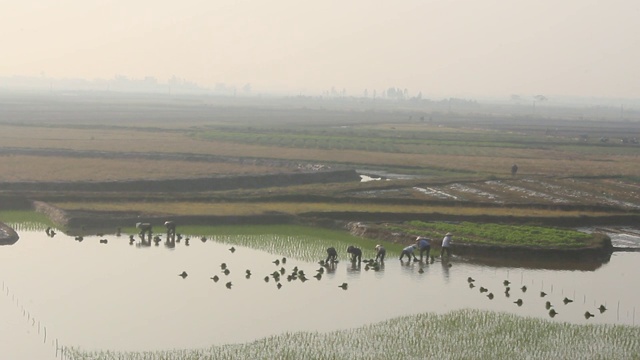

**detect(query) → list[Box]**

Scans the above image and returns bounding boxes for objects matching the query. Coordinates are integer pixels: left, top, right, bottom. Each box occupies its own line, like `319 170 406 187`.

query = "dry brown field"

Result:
1 93 639 219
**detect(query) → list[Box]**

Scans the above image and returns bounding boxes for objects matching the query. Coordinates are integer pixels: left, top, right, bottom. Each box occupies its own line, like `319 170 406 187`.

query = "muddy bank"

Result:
0 169 360 193
0 221 19 245
300 211 640 227
33 201 297 235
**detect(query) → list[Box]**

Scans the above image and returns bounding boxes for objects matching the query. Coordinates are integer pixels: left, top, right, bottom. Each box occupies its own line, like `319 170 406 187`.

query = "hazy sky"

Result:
2 1 639 98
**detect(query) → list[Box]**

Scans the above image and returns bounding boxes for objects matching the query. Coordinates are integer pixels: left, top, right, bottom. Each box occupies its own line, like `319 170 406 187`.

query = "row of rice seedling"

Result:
63 309 640 360
175 225 405 262
0 210 54 231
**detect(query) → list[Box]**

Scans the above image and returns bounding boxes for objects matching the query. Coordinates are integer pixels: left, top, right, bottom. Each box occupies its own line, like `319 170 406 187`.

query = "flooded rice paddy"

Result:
1 223 639 359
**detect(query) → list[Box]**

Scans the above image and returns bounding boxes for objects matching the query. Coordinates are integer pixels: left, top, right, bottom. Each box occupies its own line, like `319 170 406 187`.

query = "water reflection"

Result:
0 226 638 357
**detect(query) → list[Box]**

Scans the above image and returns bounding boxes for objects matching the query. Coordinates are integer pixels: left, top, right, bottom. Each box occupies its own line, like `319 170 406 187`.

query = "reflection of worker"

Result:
400 245 418 261
326 247 338 263
416 236 431 261
375 244 386 262
346 245 362 265
511 164 518 176
441 232 453 258
136 222 152 237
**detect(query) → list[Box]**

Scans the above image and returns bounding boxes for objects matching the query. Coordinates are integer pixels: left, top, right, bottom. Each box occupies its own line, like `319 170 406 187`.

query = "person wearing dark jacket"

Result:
375 244 386 262
326 247 338 263
346 245 362 265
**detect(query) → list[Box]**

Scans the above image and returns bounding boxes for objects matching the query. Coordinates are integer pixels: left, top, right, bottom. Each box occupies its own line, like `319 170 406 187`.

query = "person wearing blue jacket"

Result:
416 236 431 261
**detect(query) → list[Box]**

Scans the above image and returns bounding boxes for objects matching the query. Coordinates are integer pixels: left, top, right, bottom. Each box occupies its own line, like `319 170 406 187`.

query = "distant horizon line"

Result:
1 74 639 106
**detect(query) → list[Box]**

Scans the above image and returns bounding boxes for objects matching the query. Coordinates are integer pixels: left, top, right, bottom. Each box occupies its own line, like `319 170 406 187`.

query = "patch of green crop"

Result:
64 309 640 360
0 210 54 231
402 221 595 248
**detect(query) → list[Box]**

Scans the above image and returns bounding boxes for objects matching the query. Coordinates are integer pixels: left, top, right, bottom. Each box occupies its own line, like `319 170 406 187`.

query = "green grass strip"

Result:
64 309 640 360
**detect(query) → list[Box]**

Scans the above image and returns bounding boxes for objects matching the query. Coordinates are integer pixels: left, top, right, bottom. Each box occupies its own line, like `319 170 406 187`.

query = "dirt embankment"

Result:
342 221 614 259
0 221 19 245
0 169 360 193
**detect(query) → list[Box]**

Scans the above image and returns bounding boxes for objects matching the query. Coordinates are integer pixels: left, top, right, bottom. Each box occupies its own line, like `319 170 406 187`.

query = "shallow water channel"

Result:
1 224 639 360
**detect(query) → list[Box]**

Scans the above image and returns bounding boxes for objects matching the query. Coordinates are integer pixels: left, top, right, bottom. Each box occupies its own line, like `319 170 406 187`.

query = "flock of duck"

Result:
54 226 611 321
177 245 350 292
466 276 608 320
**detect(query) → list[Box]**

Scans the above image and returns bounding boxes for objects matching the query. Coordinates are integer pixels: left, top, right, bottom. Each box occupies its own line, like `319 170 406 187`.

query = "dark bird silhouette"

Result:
225 282 232 289
277 282 282 290
317 267 324 274
313 273 322 280
584 311 594 319
487 293 494 300
479 287 488 293
229 247 236 253
563 297 573 305
521 285 527 293
540 291 547 297
503 280 510 286
211 275 219 282
514 299 523 306
598 305 607 313
467 277 475 283
339 283 348 290
549 309 558 317
273 259 280 266
545 301 552 310
179 271 188 279
299 275 308 282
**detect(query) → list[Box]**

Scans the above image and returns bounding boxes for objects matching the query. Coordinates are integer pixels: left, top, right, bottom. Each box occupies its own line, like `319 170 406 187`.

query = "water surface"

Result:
0 226 638 359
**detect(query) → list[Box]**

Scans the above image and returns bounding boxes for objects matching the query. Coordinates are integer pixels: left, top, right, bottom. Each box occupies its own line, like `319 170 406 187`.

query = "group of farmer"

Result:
326 232 453 265
399 232 452 262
